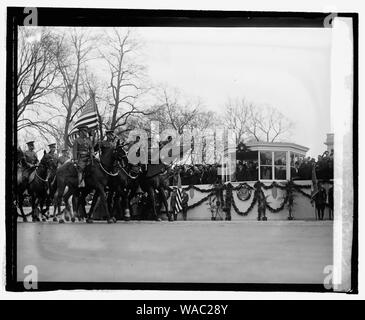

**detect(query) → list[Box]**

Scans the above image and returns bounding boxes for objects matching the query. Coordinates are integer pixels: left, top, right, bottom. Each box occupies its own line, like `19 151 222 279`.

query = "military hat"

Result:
26 141 35 146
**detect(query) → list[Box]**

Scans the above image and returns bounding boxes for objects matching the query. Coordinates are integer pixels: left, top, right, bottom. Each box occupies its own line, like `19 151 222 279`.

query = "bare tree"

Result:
223 98 251 144
17 27 60 131
223 98 294 143
52 28 95 147
151 87 202 135
99 28 152 134
246 105 294 142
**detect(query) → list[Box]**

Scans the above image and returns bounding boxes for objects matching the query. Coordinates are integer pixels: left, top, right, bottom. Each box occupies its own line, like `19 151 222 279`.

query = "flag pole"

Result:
90 90 99 165
311 163 318 220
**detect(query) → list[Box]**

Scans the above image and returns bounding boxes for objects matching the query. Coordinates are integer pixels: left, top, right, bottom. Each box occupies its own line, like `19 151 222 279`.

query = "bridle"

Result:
99 161 119 177
34 160 51 184
114 146 141 180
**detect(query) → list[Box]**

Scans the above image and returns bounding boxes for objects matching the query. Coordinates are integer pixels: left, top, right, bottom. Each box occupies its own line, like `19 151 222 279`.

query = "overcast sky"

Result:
21 26 333 159
135 27 332 157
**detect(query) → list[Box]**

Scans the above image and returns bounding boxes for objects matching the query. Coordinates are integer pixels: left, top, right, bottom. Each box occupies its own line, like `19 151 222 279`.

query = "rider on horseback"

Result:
72 125 94 187
48 143 58 162
57 148 70 167
22 141 39 184
94 129 117 154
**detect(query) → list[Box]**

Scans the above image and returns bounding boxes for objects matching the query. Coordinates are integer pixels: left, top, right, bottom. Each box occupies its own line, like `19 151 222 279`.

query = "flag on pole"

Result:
311 163 319 200
67 94 99 147
175 173 183 213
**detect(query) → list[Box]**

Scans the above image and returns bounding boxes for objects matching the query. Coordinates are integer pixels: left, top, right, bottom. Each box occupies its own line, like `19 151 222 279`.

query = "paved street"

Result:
18 221 332 283
17 220 333 284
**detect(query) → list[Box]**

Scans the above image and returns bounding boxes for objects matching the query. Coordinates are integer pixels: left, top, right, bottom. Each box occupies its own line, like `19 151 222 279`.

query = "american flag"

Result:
174 172 183 213
311 163 318 200
67 95 99 147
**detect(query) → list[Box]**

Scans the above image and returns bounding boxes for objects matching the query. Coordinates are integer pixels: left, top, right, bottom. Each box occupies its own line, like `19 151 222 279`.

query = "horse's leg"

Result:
52 190 58 219
17 189 28 222
97 186 113 224
158 186 172 221
107 189 113 216
85 190 98 223
65 189 77 222
31 192 39 222
54 182 66 222
39 196 47 222
62 188 74 222
109 191 118 222
147 187 160 221
71 191 81 221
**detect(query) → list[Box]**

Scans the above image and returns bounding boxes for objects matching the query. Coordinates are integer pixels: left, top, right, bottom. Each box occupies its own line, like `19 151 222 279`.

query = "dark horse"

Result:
107 143 141 220
52 143 127 223
87 142 141 221
17 151 56 222
50 160 79 223
137 163 172 221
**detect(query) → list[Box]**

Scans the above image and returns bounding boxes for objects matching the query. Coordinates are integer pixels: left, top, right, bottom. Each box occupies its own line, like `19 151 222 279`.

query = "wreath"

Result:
237 185 251 201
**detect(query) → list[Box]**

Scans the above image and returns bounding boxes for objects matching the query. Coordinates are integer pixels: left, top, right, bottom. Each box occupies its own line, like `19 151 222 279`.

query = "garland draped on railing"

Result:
17 180 333 219
187 192 215 210
183 180 334 217
231 191 257 216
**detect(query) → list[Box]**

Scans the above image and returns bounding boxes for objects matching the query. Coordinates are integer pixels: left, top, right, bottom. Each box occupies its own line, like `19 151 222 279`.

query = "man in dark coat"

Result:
312 182 327 220
170 188 178 220
22 140 39 184
181 189 189 221
48 143 59 168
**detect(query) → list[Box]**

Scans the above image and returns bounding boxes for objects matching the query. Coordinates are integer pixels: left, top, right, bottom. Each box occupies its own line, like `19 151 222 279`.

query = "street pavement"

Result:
17 220 333 284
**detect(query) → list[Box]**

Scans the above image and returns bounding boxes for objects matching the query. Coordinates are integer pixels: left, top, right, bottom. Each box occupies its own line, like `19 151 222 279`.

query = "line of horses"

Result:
16 141 173 223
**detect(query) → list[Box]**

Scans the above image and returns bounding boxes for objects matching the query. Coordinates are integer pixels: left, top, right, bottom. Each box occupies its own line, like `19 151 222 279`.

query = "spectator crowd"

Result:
168 149 334 185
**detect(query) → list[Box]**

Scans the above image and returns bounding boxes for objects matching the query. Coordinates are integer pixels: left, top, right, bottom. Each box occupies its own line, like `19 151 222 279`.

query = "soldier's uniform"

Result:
57 150 70 166
48 143 58 165
22 141 39 183
73 127 93 187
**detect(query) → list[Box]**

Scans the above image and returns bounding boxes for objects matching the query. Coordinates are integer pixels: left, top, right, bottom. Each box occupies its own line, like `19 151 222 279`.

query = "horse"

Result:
17 151 55 222
16 148 28 221
52 144 122 223
86 141 141 221
106 143 141 221
50 160 80 223
137 163 172 221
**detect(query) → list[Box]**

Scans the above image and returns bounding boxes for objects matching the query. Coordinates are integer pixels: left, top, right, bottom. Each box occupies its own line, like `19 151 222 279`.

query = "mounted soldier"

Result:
48 143 58 162
72 125 94 187
22 141 39 185
94 129 117 155
57 148 70 167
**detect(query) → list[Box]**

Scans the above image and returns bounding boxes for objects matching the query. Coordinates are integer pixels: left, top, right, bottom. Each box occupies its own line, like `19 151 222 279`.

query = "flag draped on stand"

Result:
67 94 99 147
311 163 319 220
311 164 319 199
175 173 183 213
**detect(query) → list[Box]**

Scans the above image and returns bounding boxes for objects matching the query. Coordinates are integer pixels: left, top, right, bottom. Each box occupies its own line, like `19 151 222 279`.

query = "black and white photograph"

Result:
3 5 358 296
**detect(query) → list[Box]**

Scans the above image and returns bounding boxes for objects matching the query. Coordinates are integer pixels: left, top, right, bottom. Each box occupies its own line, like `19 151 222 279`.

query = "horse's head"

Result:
114 142 141 178
114 143 129 167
